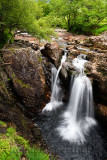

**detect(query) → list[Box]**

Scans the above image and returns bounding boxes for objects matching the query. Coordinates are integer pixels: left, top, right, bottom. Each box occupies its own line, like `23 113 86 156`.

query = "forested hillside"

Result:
0 0 106 48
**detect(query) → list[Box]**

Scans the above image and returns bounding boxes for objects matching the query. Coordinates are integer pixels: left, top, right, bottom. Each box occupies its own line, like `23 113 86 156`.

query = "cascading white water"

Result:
57 54 96 144
42 50 67 112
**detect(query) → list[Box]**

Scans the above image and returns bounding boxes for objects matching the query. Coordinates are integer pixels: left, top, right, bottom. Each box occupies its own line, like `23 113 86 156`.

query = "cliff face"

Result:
87 52 107 104
0 34 64 141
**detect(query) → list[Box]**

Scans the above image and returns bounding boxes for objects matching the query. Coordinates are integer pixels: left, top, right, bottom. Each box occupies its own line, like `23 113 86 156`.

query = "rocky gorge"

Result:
0 29 107 159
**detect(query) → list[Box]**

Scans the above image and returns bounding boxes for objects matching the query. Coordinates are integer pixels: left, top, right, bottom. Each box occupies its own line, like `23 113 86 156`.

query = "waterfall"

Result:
42 50 67 112
57 54 96 144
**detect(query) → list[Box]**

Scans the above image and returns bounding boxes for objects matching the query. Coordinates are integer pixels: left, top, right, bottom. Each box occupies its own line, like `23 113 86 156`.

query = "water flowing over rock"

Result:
36 52 107 160
42 51 67 112
0 29 107 159
57 54 96 144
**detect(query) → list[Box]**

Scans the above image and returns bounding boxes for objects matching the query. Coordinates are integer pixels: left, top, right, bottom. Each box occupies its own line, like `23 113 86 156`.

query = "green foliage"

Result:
6 127 16 137
0 134 22 160
6 147 22 160
26 148 49 160
93 24 107 35
35 18 54 39
15 135 29 149
37 0 51 16
0 121 49 160
47 0 107 34
0 0 53 48
0 0 106 48
92 18 107 35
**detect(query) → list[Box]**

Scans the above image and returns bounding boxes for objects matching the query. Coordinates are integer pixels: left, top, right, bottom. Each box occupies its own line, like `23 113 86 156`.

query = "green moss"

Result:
14 78 31 88
0 121 7 127
70 70 73 75
0 81 9 95
38 56 42 62
84 69 89 75
12 74 16 78
9 48 15 52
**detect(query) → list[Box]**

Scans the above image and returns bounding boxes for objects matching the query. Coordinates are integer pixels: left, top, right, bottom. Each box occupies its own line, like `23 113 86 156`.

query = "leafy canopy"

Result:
0 0 53 48
46 0 106 34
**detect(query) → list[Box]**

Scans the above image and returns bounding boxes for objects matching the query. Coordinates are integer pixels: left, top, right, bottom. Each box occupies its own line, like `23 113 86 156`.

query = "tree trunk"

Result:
67 14 71 31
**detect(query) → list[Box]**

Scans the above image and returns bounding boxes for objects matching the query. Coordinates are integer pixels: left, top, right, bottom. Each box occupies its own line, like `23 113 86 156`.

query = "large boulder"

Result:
0 41 53 144
1 48 48 113
41 42 63 66
0 55 42 141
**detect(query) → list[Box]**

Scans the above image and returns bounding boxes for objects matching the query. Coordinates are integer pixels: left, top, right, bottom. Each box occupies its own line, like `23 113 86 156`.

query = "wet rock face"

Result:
86 52 107 105
0 46 52 143
1 48 46 113
41 43 63 66
0 59 38 141
95 103 107 131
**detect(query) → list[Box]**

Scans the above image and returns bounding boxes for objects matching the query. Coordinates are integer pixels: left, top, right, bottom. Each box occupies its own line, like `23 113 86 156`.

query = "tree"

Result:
48 0 106 34
0 0 53 48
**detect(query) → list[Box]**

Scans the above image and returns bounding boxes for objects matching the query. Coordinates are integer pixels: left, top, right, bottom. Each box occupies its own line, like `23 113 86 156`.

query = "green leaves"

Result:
46 0 106 34
0 0 54 48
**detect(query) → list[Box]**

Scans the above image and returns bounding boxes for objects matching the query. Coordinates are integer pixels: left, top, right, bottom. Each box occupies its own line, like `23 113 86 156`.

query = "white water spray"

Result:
42 51 67 112
57 54 96 144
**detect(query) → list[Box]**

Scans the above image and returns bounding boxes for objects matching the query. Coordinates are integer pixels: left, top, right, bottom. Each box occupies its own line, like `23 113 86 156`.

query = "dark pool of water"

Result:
35 105 107 160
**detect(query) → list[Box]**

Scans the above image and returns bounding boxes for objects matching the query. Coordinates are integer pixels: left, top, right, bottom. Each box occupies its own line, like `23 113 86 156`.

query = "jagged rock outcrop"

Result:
0 46 52 142
41 42 63 66
0 55 41 141
1 48 47 113
85 31 107 50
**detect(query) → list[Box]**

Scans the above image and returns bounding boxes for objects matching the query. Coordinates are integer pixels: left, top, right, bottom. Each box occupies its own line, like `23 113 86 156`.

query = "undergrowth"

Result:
0 121 49 160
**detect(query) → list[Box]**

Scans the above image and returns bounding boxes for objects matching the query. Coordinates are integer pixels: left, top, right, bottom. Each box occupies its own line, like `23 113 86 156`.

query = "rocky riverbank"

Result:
0 29 107 155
